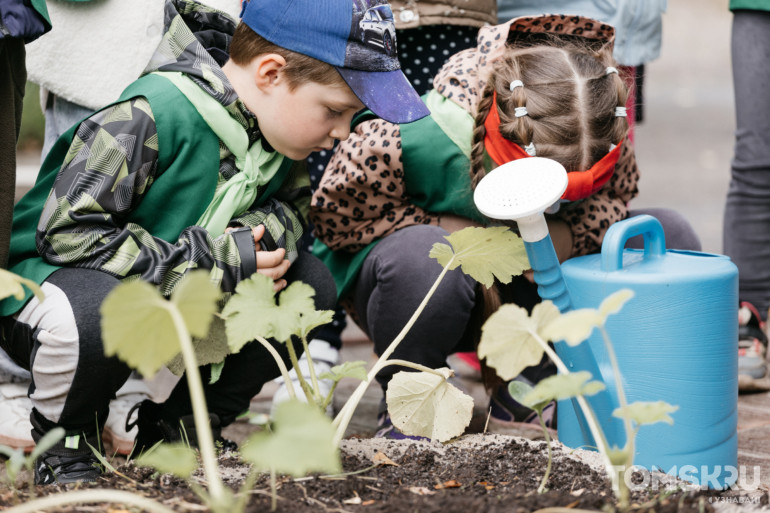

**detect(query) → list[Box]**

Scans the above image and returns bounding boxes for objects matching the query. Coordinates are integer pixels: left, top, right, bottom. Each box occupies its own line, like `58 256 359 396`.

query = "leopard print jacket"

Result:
311 17 639 259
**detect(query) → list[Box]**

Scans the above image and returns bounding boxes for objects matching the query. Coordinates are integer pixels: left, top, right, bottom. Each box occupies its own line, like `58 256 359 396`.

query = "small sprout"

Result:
319 360 368 383
241 400 341 477
136 444 199 479
613 400 679 427
386 368 473 442
523 371 606 405
541 290 635 346
478 302 560 380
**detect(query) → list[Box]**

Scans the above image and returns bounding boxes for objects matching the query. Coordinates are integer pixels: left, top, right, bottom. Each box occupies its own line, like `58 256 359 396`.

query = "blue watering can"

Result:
474 158 738 488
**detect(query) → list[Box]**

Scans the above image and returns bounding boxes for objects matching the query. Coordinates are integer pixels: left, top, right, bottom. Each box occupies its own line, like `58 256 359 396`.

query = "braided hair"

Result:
469 38 630 189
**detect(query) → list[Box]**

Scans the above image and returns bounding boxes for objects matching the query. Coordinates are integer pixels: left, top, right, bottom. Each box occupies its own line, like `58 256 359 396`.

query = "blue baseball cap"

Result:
240 0 429 124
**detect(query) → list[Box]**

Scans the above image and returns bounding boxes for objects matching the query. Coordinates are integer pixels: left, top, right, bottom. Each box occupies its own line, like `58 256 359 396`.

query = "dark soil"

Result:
0 434 745 513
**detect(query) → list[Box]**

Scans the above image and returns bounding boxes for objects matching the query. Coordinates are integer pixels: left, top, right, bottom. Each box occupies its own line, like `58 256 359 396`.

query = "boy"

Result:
0 0 427 484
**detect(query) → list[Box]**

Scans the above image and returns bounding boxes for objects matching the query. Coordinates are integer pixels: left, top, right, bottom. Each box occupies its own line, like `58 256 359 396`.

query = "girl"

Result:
310 14 701 438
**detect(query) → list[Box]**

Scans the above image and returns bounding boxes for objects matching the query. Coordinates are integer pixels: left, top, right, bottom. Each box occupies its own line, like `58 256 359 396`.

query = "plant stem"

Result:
300 335 322 402
255 336 296 400
166 304 226 503
270 467 277 511
284 334 316 406
537 410 553 494
383 359 451 377
531 329 616 489
331 264 452 444
1 489 177 513
600 326 634 510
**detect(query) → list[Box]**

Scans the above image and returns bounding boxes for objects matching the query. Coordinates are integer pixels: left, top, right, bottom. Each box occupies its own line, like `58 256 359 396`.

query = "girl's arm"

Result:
310 118 440 252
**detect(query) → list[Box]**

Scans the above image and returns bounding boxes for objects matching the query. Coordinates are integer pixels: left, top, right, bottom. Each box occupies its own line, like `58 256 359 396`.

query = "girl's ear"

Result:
253 53 287 90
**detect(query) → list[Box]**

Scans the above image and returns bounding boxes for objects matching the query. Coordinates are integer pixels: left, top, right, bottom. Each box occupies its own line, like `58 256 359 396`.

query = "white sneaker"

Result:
0 382 34 452
271 339 339 418
102 378 153 455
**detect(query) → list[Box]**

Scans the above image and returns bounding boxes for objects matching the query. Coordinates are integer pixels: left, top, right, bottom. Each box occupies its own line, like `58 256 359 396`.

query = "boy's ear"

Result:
253 53 288 90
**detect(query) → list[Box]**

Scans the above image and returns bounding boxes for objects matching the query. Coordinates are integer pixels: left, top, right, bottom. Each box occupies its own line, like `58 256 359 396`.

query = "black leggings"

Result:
0 252 336 431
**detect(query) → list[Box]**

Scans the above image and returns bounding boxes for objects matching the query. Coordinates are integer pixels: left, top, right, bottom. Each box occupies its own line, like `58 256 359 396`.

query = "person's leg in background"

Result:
0 36 38 452
351 225 478 438
723 10 770 384
0 37 25 270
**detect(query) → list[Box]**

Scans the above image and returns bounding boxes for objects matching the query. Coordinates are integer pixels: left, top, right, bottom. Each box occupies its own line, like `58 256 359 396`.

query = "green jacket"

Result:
314 98 486 299
730 0 770 10
2 73 292 316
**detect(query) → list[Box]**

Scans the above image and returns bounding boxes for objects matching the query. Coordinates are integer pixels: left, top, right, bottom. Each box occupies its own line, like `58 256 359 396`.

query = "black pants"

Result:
0 253 336 432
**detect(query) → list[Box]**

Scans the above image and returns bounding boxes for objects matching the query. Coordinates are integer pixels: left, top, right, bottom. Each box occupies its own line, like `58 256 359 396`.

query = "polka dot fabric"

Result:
397 24 479 95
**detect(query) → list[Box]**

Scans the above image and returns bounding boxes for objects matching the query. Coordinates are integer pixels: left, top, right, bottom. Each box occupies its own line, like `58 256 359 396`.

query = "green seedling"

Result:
330 226 529 444
3 225 530 512
479 289 679 511
508 372 605 494
0 428 64 499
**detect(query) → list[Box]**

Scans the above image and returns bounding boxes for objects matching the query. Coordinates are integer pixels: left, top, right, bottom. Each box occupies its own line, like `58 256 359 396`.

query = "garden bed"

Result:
3 433 761 513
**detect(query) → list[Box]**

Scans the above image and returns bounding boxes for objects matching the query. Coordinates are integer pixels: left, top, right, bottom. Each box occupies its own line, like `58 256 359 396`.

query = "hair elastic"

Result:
514 106 528 118
606 66 619 75
524 142 536 156
509 79 524 92
614 106 627 117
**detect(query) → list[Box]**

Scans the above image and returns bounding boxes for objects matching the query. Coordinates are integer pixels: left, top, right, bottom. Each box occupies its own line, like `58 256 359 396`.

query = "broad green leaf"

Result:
598 289 634 319
101 280 182 377
272 281 318 342
221 274 279 352
166 316 231 376
541 308 604 346
319 360 368 383
136 443 199 478
429 226 529 288
523 371 606 406
171 271 220 339
386 368 473 442
478 302 559 380
613 401 679 427
297 308 335 339
507 380 543 410
0 268 45 302
241 400 341 476
209 360 225 384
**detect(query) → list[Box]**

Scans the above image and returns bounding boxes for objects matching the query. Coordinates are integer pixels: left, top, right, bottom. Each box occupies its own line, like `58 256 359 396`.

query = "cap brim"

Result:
336 67 430 124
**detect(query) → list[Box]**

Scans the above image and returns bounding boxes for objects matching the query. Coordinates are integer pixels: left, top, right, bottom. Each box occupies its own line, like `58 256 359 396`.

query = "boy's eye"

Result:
326 107 343 118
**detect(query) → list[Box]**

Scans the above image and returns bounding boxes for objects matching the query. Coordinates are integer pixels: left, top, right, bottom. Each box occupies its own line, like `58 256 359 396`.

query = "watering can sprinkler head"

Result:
473 157 568 242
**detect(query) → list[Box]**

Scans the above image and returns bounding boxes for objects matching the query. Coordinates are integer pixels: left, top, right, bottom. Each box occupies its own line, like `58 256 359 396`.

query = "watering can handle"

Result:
601 214 666 272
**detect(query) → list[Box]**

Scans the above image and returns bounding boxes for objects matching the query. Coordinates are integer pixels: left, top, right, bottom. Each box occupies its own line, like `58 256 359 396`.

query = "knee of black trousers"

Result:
283 251 337 313
42 268 134 428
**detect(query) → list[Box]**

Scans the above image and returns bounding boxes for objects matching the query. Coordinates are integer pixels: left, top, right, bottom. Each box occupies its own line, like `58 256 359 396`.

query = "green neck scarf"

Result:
154 71 286 237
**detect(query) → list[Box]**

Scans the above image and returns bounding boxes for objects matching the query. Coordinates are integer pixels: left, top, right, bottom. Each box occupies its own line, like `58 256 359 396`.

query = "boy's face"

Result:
256 78 364 161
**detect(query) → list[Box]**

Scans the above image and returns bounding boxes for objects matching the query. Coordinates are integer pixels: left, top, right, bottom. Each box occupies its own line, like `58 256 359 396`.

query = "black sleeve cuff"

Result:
229 227 257 277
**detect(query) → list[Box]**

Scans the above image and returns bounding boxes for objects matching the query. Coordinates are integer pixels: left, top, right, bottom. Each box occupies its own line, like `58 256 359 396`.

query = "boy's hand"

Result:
252 225 290 291
227 225 290 292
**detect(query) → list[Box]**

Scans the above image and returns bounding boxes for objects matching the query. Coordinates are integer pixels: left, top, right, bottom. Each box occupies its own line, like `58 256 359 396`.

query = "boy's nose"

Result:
329 120 351 141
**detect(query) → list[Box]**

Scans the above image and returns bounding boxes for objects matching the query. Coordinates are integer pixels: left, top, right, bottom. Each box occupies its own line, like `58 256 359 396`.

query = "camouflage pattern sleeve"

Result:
35 97 247 295
230 161 310 264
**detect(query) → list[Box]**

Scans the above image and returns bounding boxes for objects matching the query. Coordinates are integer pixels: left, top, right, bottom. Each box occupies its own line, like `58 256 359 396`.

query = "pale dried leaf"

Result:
386 369 473 442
